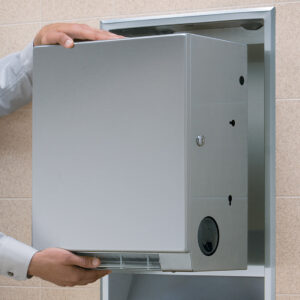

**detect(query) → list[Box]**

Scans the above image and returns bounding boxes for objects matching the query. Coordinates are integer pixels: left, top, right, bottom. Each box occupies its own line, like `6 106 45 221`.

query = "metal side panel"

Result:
188 34 248 271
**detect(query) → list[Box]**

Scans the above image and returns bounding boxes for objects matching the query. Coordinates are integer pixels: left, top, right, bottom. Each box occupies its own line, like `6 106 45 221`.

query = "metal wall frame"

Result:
100 7 276 299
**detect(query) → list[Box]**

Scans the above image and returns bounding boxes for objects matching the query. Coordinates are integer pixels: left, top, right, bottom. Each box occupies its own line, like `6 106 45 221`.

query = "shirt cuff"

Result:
0 236 38 280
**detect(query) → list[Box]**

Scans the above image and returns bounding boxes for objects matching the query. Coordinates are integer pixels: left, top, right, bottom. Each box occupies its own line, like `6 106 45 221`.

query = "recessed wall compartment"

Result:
32 33 248 272
98 8 276 300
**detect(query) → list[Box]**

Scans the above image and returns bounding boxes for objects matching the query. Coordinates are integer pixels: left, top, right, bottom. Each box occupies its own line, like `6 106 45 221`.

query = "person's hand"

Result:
27 248 110 286
33 23 123 48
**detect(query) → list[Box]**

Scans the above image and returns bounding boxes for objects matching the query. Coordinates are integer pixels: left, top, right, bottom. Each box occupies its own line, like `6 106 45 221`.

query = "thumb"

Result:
43 31 74 48
68 254 101 269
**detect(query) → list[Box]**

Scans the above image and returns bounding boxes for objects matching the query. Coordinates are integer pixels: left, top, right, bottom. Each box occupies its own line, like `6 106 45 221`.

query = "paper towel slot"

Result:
75 252 161 271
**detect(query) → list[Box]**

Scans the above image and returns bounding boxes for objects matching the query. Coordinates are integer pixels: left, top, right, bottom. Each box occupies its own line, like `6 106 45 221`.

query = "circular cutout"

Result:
198 217 219 256
239 76 245 85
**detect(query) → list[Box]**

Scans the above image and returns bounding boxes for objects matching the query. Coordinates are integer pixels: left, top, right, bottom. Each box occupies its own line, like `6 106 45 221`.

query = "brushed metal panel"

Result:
33 34 188 252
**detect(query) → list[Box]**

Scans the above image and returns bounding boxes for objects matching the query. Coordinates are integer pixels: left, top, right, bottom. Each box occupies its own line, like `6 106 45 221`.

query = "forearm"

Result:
0 43 33 117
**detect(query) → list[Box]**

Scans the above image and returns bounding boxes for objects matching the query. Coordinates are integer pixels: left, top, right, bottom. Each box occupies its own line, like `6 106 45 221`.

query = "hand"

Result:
33 23 123 48
28 248 110 286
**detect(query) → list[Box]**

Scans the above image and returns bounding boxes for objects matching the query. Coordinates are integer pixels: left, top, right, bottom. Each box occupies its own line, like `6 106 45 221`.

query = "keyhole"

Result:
239 76 245 85
229 120 235 127
228 195 232 206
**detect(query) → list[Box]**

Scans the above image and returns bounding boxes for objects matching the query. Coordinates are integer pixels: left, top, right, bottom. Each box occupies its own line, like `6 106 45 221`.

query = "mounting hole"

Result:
239 76 245 85
228 195 232 206
229 120 235 127
198 217 219 256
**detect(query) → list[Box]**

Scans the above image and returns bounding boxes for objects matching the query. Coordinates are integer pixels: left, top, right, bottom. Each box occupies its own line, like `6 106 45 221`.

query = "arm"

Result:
0 23 122 116
0 43 33 116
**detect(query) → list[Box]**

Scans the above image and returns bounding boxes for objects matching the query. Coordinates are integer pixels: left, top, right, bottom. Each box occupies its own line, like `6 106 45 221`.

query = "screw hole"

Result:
229 120 235 127
239 76 245 85
228 195 232 206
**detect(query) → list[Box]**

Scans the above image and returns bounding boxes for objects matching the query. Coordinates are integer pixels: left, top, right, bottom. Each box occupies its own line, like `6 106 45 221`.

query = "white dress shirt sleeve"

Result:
0 233 38 280
0 42 33 117
0 43 37 280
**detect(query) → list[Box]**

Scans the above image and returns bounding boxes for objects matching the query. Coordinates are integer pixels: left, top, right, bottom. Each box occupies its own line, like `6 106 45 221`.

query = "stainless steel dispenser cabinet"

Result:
33 33 248 272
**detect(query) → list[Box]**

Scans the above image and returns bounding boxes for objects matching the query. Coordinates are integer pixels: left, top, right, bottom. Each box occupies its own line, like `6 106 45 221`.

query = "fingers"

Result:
73 269 111 286
34 23 124 48
67 253 101 269
41 31 74 48
57 23 123 41
63 268 111 287
95 29 123 40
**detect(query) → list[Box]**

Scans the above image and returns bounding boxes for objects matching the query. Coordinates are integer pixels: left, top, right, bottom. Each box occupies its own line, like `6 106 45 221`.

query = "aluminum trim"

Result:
100 7 274 30
100 7 276 300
